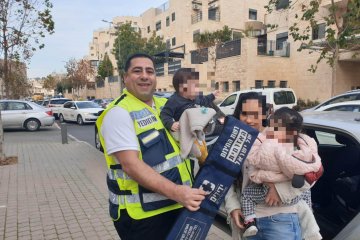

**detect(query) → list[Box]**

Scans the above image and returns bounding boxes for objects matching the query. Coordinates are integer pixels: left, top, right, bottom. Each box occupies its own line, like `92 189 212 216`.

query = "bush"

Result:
295 98 320 111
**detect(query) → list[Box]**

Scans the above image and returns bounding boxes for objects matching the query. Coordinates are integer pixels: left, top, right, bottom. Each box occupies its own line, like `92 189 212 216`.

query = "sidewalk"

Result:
0 128 232 240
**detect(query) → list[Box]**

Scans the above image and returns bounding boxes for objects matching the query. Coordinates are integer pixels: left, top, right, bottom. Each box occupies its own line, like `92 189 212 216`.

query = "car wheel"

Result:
59 114 65 123
77 115 84 125
24 118 41 131
95 125 104 152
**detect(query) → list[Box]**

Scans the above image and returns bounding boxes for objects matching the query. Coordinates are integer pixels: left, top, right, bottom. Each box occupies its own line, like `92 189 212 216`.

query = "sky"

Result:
27 0 167 78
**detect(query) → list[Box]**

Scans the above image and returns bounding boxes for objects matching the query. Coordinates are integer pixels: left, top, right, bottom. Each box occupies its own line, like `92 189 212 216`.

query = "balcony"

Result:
258 40 290 57
216 39 241 59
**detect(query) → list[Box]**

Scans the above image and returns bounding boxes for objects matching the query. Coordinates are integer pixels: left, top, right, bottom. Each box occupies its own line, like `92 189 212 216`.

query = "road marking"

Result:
0 205 6 208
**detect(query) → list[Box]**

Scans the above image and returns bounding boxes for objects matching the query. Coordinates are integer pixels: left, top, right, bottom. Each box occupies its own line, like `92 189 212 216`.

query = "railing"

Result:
168 60 182 75
216 39 241 59
191 11 202 24
108 76 119 83
156 63 165 76
257 40 290 57
191 48 208 64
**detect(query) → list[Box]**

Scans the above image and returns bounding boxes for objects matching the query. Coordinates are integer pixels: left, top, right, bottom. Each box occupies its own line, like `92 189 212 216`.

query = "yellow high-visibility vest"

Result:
96 89 193 220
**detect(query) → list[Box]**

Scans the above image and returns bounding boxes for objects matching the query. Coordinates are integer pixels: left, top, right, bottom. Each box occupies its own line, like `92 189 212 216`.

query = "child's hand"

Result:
212 90 221 98
171 122 180 132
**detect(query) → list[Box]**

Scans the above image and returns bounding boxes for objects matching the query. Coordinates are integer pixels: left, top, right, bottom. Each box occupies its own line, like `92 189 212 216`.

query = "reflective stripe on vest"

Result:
108 155 184 181
109 180 192 205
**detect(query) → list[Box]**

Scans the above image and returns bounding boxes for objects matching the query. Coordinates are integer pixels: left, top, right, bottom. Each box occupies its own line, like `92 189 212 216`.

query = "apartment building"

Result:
87 0 360 102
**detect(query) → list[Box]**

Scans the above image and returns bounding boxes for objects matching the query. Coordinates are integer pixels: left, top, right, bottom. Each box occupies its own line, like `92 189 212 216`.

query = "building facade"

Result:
87 0 360 102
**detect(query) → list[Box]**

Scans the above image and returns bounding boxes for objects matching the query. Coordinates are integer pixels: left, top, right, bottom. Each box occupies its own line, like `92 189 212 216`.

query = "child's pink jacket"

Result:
248 133 322 184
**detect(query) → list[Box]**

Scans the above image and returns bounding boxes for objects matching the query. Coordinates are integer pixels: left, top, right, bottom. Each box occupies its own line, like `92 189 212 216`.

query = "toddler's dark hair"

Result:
172 68 199 92
270 107 303 132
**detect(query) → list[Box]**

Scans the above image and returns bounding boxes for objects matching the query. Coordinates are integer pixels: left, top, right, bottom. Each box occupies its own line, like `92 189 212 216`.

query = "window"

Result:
280 80 287 88
166 17 170 27
220 94 237 107
223 82 229 92
276 32 288 50
312 23 326 40
233 81 241 91
166 39 171 49
268 80 276 88
249 9 257 20
320 94 360 107
156 21 161 31
325 105 360 112
63 102 72 108
255 80 263 88
147 26 151 33
276 0 289 10
193 30 200 42
208 8 219 21
172 12 175 21
273 91 294 105
7 102 30 110
215 82 219 90
172 37 176 46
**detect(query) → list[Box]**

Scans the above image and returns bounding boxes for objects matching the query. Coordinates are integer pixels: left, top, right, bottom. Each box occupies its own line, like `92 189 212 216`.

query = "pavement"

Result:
0 127 232 240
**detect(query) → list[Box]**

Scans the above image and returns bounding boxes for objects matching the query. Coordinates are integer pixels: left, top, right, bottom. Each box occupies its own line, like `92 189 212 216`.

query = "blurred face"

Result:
266 118 297 143
179 79 199 100
124 57 156 105
239 99 265 131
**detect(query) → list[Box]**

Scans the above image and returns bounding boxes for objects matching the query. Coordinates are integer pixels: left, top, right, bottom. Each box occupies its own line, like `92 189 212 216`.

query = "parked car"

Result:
303 89 360 112
58 101 103 125
92 98 114 109
311 100 360 112
47 98 71 119
218 88 297 115
0 100 55 131
153 91 174 99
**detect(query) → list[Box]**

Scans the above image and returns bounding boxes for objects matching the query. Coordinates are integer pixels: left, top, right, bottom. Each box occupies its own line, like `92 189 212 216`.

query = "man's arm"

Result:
113 150 206 211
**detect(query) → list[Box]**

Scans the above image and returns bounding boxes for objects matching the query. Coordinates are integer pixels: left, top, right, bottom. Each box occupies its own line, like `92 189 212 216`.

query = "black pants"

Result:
114 208 181 240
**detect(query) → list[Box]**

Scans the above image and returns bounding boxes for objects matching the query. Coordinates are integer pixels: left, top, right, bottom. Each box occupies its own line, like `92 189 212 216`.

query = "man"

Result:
96 53 206 240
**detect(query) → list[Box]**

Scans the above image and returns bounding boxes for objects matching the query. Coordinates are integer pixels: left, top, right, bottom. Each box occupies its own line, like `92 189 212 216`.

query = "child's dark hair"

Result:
233 92 267 127
172 68 199 92
270 107 303 145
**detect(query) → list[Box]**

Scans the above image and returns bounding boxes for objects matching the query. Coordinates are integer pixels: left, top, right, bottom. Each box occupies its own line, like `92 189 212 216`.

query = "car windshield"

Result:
76 102 101 109
273 91 296 105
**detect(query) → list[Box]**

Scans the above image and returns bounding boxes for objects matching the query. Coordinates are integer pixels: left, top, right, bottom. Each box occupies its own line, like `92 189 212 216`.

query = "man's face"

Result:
124 57 156 104
239 99 265 131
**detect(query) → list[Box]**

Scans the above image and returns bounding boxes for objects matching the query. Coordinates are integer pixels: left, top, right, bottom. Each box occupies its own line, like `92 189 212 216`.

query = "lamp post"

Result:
102 19 122 93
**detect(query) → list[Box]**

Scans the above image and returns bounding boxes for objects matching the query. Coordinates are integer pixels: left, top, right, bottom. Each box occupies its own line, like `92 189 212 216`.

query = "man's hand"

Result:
212 90 221 98
264 183 281 206
171 122 180 132
230 209 245 229
173 185 206 211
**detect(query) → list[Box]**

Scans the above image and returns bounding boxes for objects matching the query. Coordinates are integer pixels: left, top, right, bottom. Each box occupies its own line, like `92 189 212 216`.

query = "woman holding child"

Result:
224 92 323 240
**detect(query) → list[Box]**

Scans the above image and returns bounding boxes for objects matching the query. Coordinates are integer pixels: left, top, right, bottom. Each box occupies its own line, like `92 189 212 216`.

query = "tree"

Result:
143 31 167 58
113 22 145 76
43 74 57 91
65 58 94 99
265 0 360 96
97 53 113 79
0 0 54 98
194 26 233 85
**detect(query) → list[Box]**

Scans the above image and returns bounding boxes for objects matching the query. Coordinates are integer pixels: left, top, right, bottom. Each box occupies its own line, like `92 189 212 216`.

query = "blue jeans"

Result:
245 213 301 240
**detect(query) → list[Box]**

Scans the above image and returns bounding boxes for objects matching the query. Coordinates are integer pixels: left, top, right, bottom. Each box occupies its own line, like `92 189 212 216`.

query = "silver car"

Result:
0 100 55 131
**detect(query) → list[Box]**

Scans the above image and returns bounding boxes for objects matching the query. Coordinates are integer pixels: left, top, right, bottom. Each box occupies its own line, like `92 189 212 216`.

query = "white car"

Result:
0 100 55 131
47 98 72 119
312 100 360 112
304 89 360 112
218 88 297 115
58 101 103 125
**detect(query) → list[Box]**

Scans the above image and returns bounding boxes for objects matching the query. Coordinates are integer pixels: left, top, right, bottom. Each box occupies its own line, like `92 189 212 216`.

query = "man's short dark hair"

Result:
172 68 199 92
124 53 155 72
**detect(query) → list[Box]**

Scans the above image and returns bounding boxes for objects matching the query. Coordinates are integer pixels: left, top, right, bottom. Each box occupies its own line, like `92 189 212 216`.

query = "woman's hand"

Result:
230 209 245 229
264 182 281 206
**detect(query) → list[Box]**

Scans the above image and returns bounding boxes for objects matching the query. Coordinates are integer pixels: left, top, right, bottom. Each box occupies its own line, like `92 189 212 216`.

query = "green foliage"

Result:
296 98 320 110
43 75 57 90
113 24 167 75
194 26 233 49
265 0 360 73
97 53 114 79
